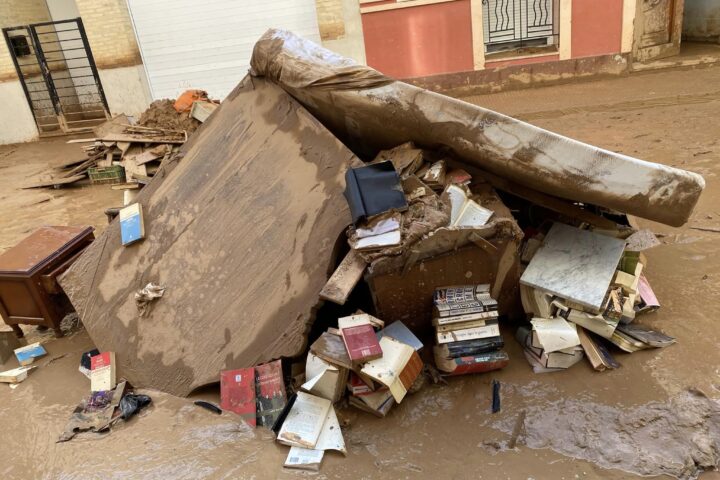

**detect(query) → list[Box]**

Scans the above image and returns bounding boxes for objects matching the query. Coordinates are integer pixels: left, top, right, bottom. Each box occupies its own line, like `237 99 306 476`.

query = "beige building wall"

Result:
0 0 53 80
73 0 142 68
0 0 152 144
0 0 54 143
315 0 366 63
73 0 152 116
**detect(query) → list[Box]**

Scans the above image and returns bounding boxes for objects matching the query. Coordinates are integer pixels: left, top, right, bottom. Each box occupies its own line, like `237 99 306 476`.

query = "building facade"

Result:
0 0 711 144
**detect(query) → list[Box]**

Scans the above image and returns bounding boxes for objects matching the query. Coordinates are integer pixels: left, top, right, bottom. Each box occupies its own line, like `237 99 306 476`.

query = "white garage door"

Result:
126 0 320 100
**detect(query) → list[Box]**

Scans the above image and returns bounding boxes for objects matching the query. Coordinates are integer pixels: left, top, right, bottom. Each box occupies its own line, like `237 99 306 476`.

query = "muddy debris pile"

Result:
138 89 217 135
1 29 706 474
24 89 219 201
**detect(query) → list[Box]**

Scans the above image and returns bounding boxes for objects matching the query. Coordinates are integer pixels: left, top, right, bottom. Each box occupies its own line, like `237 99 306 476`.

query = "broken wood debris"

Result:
25 112 184 190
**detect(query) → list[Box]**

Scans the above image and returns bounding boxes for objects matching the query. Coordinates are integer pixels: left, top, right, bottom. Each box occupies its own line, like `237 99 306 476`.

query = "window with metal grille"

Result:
9 35 31 57
482 0 559 54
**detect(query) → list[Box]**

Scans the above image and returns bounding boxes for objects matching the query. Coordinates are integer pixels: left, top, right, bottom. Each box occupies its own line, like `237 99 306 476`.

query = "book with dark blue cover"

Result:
119 203 145 246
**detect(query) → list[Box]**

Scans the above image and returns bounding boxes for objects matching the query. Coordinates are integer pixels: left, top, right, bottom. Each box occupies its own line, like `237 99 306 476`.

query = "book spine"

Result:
434 302 498 318
433 285 491 304
434 310 498 326
444 351 510 375
436 323 500 344
445 336 505 357
255 361 287 428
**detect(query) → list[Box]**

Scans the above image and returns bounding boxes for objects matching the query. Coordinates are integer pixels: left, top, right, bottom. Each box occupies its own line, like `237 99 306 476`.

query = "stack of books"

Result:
307 315 423 418
431 285 509 375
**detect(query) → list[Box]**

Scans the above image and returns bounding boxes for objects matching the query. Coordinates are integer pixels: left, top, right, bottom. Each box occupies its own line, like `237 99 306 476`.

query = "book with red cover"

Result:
220 368 256 427
341 324 382 364
255 360 287 428
347 372 379 396
433 348 509 375
90 351 116 392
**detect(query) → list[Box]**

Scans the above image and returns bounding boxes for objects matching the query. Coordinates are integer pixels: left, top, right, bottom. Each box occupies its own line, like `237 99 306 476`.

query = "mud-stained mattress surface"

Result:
59 76 357 396
251 29 705 227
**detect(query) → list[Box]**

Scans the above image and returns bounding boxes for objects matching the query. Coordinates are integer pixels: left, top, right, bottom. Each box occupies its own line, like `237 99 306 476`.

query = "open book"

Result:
446 185 493 227
276 392 346 454
360 337 422 403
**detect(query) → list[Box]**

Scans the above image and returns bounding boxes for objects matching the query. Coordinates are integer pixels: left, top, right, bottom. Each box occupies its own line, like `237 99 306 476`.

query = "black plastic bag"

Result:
119 394 152 420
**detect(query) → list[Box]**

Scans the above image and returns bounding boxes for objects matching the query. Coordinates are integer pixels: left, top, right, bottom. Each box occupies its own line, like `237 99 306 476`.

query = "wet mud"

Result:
1 66 720 479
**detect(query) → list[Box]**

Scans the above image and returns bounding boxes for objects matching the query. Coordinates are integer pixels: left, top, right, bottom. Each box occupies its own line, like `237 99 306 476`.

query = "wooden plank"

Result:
66 138 96 144
23 174 86 189
62 158 96 178
122 146 147 182
319 249 367 305
55 157 87 169
111 182 141 190
133 149 163 166
102 133 185 144
117 142 132 155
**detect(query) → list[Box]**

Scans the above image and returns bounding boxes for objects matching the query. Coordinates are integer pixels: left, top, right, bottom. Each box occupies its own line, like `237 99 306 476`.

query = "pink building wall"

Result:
571 0 624 58
361 1 474 78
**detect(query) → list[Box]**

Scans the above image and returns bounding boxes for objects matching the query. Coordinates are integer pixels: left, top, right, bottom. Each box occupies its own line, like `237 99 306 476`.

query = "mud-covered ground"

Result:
1 65 720 480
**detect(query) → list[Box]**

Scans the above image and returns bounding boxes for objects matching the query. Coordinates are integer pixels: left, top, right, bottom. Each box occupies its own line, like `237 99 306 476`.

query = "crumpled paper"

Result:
134 283 166 316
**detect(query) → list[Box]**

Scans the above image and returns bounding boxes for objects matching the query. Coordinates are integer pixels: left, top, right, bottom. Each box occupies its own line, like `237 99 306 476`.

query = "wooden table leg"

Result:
10 324 24 338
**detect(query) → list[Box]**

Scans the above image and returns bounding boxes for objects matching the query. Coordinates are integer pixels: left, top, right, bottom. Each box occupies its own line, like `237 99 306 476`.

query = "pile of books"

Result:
519 224 674 373
431 284 509 375
308 314 423 418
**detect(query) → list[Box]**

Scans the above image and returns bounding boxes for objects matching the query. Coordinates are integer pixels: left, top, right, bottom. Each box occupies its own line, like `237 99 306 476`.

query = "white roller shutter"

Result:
126 0 320 100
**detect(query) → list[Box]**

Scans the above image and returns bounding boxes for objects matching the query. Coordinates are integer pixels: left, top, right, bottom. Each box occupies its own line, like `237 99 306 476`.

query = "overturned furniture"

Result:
0 226 94 337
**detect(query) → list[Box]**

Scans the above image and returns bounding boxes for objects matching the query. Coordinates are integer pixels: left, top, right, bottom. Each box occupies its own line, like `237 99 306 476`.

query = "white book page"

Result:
354 230 401 250
277 392 332 449
456 200 493 227
531 317 581 353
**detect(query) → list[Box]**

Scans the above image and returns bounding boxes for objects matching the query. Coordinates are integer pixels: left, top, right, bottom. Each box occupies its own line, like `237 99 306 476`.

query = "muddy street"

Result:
1 64 720 480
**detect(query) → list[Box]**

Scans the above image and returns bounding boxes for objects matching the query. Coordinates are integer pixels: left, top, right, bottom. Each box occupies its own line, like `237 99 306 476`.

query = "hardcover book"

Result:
360 337 422 403
90 352 116 392
119 202 145 246
442 336 505 357
433 310 499 326
255 360 287 428
220 367 257 426
340 324 382 364
14 342 47 366
436 322 500 344
310 332 353 370
433 348 509 375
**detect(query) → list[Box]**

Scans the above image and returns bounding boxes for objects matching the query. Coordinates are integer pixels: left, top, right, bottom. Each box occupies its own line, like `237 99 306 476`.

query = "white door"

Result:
126 0 321 100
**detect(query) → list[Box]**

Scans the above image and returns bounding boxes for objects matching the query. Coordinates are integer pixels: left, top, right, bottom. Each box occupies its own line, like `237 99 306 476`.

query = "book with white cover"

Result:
301 353 347 402
276 392 332 449
436 322 500 344
530 317 581 353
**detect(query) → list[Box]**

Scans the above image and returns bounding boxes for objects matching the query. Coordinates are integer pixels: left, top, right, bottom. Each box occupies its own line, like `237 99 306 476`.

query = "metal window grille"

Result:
482 0 560 53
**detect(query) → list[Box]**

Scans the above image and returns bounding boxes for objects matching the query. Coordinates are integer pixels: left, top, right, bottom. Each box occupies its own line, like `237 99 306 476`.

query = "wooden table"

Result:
0 226 94 337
